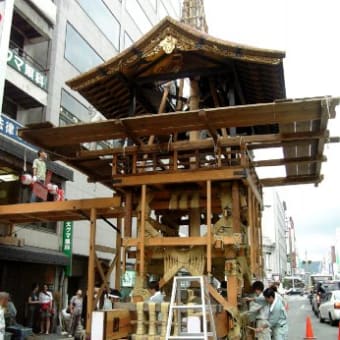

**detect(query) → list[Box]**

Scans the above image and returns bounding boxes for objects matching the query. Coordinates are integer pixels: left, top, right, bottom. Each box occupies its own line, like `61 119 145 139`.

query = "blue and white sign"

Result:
0 113 36 150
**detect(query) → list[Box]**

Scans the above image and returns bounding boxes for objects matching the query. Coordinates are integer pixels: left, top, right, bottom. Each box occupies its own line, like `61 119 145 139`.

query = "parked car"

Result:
312 281 340 317
319 290 340 325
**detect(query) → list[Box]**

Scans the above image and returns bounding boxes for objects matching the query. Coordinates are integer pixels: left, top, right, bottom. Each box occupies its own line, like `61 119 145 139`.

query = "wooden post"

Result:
206 180 212 275
115 218 122 289
247 188 255 274
86 208 97 335
124 191 132 238
232 181 241 233
140 185 146 277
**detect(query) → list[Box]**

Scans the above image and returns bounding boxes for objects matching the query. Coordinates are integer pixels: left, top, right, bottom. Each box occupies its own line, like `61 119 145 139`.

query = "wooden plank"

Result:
86 208 97 335
0 197 122 215
260 175 322 186
232 181 241 233
112 167 246 187
19 97 338 148
252 155 326 167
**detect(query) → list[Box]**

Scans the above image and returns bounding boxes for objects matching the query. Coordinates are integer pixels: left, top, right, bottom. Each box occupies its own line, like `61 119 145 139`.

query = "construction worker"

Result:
256 287 288 340
244 281 271 340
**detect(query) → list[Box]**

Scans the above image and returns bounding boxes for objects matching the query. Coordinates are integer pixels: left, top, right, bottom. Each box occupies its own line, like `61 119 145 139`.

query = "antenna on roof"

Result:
181 0 208 33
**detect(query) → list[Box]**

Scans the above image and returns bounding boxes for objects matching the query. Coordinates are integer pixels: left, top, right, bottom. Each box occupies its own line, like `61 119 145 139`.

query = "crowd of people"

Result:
244 281 288 340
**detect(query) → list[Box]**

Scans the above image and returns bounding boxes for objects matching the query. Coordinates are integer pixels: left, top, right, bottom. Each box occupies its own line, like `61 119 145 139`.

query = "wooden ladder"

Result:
165 276 217 340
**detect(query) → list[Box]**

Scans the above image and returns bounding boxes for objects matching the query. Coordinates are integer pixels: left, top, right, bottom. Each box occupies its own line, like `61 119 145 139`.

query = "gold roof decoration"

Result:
66 17 286 120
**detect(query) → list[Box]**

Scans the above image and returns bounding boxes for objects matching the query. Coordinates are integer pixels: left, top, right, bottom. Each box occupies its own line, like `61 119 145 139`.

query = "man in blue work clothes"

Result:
256 287 288 340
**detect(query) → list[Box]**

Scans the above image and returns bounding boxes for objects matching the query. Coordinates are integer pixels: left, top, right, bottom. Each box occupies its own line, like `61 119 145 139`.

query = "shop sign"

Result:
7 49 47 90
62 221 73 276
0 113 36 149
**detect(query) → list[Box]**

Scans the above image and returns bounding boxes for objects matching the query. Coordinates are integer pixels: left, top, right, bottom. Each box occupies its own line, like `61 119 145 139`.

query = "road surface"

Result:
286 294 338 339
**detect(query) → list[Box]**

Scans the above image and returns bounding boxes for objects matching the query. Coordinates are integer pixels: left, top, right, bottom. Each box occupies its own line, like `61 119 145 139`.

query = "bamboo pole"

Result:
86 208 97 335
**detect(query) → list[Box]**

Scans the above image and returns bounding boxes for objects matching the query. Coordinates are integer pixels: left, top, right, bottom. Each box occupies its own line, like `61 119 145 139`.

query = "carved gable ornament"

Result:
159 35 177 54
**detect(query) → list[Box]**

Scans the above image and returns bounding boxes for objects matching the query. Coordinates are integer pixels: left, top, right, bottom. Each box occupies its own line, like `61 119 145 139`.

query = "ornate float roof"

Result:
67 17 286 119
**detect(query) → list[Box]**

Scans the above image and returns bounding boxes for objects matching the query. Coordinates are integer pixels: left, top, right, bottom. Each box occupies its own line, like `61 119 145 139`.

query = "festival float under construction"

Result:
0 1 339 339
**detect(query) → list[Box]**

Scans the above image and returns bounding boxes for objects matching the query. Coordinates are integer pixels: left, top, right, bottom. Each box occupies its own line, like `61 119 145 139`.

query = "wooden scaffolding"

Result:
0 13 339 339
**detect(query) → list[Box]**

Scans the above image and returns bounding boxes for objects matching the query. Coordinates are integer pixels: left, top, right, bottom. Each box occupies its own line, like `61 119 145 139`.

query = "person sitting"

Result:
0 292 9 334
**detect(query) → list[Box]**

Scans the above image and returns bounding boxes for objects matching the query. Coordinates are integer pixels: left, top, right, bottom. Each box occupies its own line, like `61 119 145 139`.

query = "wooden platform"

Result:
0 197 123 224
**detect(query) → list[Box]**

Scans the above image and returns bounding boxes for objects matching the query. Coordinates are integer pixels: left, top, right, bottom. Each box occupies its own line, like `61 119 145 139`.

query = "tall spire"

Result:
181 0 208 33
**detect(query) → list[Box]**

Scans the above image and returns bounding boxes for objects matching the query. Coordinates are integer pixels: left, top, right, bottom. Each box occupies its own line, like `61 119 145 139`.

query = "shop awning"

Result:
0 245 69 266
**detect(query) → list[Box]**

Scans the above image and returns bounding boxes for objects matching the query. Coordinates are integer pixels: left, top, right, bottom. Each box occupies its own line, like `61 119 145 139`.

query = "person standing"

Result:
244 281 271 340
0 292 9 335
31 150 47 202
256 287 288 340
39 284 53 335
68 289 83 337
27 283 40 332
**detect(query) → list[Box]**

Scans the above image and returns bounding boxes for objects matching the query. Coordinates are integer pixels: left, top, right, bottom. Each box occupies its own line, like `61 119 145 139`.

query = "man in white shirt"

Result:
148 281 164 303
0 292 9 334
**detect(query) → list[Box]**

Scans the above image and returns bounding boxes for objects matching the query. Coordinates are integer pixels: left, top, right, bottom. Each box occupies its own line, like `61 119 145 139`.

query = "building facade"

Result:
0 0 181 324
261 189 288 282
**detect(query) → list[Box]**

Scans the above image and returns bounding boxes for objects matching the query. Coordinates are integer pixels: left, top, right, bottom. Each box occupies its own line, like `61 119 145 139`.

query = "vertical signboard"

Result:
62 221 73 276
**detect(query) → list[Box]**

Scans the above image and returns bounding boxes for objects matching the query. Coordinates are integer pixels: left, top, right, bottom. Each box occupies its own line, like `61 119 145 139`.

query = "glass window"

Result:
124 32 133 49
126 0 152 33
77 0 120 50
59 89 89 125
64 23 103 73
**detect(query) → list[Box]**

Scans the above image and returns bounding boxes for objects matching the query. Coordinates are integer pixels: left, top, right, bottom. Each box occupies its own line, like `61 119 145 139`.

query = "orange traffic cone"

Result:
304 316 316 339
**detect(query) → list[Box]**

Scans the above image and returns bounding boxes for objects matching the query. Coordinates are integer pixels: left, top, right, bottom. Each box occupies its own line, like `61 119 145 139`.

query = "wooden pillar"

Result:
206 180 212 275
232 181 241 233
86 208 97 335
247 188 255 274
189 79 201 237
139 185 146 277
115 218 122 289
124 191 132 237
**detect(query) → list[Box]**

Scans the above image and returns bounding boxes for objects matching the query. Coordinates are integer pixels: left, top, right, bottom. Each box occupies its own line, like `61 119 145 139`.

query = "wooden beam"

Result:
198 110 219 143
244 170 263 207
232 181 241 233
76 130 329 160
94 245 116 254
0 197 121 215
207 180 212 275
19 97 338 148
116 120 142 146
86 208 97 335
260 175 322 187
252 155 326 167
139 185 146 277
122 235 238 247
112 167 246 187
124 191 132 238
115 218 122 289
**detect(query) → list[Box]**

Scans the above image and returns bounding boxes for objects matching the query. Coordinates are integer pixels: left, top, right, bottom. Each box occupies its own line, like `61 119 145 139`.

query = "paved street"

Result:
287 295 338 339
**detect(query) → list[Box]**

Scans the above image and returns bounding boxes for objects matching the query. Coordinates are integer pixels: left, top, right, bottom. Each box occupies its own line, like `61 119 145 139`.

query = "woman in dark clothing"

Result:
27 283 40 332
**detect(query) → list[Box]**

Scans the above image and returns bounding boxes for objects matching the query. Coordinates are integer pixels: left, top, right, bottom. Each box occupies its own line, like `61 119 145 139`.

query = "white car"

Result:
319 290 340 326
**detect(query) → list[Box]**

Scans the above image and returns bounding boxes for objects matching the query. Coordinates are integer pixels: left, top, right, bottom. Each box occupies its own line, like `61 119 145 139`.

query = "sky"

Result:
204 0 340 261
